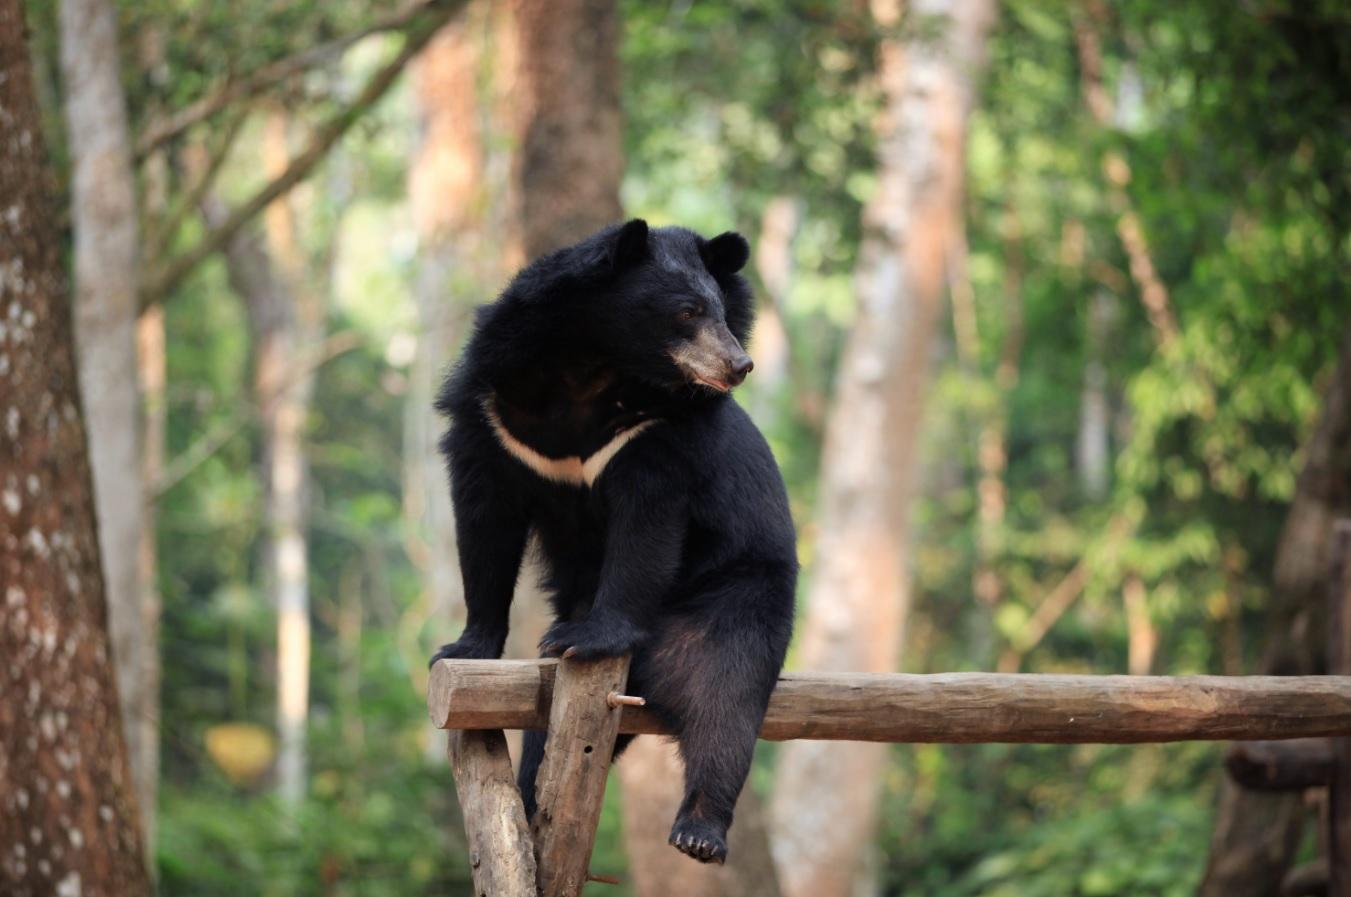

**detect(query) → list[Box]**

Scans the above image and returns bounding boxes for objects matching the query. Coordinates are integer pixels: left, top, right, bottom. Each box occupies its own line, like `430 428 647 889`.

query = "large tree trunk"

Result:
768 2 996 895
0 2 151 891
510 0 623 260
503 0 625 662
57 0 157 842
1199 327 1351 895
616 739 782 897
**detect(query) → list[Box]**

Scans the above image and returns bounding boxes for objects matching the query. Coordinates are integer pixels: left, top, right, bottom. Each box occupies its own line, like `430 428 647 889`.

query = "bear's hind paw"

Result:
668 818 728 865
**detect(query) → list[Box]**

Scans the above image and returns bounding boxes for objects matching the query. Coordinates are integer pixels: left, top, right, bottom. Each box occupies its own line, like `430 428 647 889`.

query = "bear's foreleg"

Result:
539 476 687 660
429 423 531 666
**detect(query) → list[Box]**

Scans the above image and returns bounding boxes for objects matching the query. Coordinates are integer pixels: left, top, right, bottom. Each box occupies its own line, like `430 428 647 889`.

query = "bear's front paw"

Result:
539 616 645 661
427 630 504 668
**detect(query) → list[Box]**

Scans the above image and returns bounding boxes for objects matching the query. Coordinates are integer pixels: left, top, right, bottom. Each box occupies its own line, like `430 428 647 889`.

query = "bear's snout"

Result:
727 355 754 387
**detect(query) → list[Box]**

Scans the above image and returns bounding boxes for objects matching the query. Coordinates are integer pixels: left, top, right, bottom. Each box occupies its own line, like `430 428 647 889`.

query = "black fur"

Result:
430 220 797 864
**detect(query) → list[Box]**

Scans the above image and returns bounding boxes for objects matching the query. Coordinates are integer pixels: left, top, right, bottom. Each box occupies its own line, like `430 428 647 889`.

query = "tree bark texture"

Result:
1200 328 1351 897
0 1 151 890
768 2 996 895
510 0 623 260
58 0 156 841
430 660 1351 744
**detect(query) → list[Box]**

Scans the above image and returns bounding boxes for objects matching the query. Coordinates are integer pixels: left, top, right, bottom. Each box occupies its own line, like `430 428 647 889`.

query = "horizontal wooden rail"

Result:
428 659 1351 744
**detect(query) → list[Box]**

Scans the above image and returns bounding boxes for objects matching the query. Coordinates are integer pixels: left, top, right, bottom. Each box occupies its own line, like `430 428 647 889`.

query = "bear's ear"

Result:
608 218 649 271
702 231 750 276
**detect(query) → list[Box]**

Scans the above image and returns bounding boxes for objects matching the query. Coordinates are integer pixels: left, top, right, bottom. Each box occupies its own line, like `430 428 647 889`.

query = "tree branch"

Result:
143 111 247 265
134 0 444 159
153 330 360 496
1072 7 1179 350
139 0 461 310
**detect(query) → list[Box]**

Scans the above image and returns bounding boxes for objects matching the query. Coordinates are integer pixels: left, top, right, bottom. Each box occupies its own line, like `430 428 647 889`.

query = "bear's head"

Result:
583 219 756 395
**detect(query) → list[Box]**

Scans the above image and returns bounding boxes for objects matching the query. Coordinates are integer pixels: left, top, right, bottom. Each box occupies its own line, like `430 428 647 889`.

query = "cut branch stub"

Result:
532 655 631 897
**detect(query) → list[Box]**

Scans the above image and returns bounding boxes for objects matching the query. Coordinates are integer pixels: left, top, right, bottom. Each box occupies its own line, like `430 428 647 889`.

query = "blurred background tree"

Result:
5 0 1348 894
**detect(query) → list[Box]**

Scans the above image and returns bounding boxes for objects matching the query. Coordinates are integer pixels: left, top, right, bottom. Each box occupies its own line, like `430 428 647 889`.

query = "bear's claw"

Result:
668 818 728 864
539 616 644 661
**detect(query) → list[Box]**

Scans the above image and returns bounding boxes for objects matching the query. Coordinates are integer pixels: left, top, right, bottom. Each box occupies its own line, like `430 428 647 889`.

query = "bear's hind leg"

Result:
667 711 758 864
636 596 789 865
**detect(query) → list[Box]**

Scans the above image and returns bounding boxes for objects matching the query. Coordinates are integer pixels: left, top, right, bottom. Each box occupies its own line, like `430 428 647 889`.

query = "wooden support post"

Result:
448 729 537 897
1328 519 1351 897
1224 739 1333 791
532 655 631 897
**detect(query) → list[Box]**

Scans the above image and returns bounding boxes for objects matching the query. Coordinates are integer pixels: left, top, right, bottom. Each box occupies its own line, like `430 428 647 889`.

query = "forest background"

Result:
2 0 1349 895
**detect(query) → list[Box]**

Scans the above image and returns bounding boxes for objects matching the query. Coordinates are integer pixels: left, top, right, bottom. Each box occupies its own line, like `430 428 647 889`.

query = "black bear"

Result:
430 219 797 864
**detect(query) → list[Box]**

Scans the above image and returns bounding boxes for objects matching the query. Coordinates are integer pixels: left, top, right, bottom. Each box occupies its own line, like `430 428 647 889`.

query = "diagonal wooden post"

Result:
531 655 631 897
1328 519 1351 897
448 729 537 897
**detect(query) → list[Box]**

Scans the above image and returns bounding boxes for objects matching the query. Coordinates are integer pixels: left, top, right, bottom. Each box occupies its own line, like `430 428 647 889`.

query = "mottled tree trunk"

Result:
768 2 996 896
0 2 151 891
1199 327 1351 895
58 0 157 842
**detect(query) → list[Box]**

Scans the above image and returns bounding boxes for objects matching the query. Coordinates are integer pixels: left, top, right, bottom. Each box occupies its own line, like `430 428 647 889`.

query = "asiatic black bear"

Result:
430 219 797 864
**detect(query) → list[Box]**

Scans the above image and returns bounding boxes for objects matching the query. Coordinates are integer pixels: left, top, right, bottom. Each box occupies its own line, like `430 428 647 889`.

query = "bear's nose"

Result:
727 355 754 387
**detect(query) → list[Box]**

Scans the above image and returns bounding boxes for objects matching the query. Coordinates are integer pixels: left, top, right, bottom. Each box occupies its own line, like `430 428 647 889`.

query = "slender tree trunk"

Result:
256 110 324 811
197 109 323 811
134 306 164 847
1076 289 1113 498
0 2 151 891
769 3 996 896
134 26 170 852
1199 327 1351 895
57 0 157 843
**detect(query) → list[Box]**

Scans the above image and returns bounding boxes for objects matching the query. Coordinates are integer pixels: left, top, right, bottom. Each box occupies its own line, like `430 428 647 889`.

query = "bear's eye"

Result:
679 305 704 322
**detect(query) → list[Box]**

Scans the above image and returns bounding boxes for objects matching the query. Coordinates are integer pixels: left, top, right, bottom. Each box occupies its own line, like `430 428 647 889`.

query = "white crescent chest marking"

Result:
483 400 658 488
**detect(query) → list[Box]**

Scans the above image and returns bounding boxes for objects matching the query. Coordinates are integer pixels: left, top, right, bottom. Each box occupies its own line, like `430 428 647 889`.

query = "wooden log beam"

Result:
1225 739 1333 791
447 729 536 897
1283 860 1329 897
428 659 1351 744
531 655 630 897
